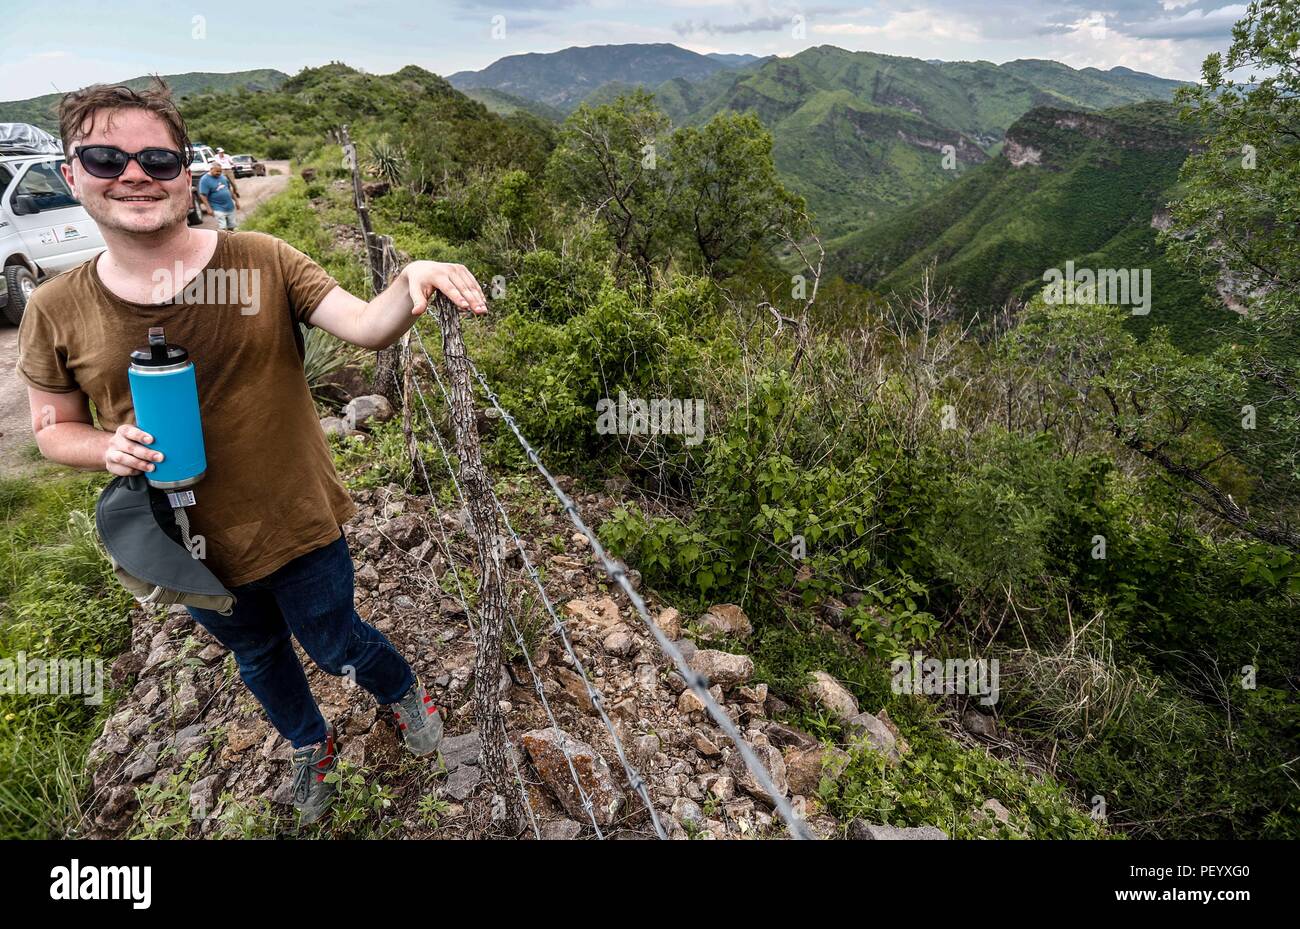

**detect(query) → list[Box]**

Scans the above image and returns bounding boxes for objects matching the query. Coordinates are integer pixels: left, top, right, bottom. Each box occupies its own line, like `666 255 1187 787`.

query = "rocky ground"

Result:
80 471 987 840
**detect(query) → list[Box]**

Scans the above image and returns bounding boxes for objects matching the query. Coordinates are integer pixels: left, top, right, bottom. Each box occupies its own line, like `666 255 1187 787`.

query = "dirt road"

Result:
195 160 291 229
0 162 293 478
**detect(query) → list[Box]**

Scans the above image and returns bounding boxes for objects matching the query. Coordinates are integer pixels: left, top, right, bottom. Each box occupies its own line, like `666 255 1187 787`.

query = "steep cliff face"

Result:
1003 137 1043 167
831 101 1231 352
1000 102 1198 170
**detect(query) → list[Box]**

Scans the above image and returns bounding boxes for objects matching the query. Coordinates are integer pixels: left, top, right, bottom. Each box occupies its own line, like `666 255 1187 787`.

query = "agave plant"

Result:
302 324 364 407
364 137 407 187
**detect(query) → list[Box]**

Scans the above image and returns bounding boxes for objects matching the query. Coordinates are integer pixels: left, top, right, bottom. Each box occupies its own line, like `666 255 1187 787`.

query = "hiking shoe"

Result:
388 681 444 756
291 724 339 825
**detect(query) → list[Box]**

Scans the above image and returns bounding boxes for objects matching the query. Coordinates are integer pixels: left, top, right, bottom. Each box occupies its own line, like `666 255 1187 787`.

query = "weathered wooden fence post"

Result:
341 123 403 410
433 294 523 834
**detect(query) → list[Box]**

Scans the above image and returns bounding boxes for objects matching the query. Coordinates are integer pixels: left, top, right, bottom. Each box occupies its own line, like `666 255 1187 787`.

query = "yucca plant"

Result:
302 324 363 407
364 137 406 188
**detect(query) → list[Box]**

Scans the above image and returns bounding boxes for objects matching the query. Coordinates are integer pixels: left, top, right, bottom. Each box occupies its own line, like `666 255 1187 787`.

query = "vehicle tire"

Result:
187 191 203 226
4 264 38 325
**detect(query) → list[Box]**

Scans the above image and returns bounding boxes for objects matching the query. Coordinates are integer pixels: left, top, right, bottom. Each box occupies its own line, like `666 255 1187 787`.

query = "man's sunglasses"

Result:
73 145 189 181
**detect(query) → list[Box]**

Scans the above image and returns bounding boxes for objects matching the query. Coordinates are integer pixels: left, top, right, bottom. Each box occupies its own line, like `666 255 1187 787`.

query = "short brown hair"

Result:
58 77 191 161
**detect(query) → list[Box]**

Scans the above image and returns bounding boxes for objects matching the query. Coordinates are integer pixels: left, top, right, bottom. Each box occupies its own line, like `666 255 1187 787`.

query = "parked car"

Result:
230 154 266 178
0 149 106 325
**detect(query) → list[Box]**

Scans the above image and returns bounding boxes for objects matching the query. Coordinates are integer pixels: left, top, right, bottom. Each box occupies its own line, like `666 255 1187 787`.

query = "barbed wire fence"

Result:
409 325 667 839
372 287 811 840
336 144 805 837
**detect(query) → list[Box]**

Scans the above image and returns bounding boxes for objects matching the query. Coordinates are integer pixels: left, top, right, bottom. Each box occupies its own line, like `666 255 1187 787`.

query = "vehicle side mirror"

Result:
11 194 40 215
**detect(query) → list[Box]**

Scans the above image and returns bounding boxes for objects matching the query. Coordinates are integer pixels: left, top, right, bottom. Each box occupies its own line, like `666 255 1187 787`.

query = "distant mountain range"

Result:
448 43 1189 237
458 87 567 122
1 46 1200 311
831 101 1229 351
446 43 764 111
0 70 289 131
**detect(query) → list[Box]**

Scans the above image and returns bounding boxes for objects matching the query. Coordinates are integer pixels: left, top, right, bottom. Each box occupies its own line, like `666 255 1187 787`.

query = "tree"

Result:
1015 2 1300 553
544 90 673 287
1155 0 1299 546
666 112 808 276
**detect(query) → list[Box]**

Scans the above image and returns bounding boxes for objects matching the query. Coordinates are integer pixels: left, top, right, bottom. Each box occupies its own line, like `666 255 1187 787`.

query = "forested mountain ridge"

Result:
451 43 1188 236
0 69 289 130
446 43 762 112
829 101 1225 349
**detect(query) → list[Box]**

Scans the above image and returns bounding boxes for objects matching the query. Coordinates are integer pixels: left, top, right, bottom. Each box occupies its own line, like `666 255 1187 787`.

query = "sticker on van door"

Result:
38 229 57 244
57 224 83 241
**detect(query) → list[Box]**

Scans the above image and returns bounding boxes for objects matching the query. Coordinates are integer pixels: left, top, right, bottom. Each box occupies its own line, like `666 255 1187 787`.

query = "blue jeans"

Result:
186 531 414 748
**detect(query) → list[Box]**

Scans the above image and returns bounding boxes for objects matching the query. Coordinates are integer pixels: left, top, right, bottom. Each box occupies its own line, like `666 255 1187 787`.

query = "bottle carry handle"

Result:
147 327 168 364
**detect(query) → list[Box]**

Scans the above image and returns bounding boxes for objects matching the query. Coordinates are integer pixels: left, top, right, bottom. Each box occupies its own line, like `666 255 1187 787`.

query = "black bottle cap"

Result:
130 326 189 366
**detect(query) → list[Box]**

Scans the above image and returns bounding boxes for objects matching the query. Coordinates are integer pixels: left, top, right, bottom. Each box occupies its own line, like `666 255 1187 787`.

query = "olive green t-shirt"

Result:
16 230 358 587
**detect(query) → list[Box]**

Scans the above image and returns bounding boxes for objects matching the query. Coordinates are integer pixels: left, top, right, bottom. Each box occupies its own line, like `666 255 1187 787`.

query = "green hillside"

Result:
446 43 753 112
178 62 555 168
648 46 1190 237
0 69 288 131
831 102 1232 351
437 43 1190 238
997 59 1185 109
461 87 565 122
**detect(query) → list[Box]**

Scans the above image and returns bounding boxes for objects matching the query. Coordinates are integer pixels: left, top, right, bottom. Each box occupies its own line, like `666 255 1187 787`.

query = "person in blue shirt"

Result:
197 162 240 230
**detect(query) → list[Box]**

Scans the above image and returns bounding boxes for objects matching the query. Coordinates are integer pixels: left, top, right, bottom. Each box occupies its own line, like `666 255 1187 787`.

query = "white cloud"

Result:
1041 11 1215 79
1124 4 1246 41
814 9 983 43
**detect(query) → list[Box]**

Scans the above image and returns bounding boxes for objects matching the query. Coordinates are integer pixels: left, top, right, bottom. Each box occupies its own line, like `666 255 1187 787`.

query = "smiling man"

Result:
16 79 488 825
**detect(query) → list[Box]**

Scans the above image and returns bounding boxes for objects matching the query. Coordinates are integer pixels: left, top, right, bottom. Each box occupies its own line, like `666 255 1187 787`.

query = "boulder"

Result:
382 515 424 550
687 649 754 688
784 744 850 797
602 628 635 657
670 797 706 832
726 739 788 807
977 798 1011 825
439 731 481 770
320 416 358 438
962 709 999 739
444 764 482 801
804 671 859 722
765 721 820 752
521 727 626 827
654 607 682 640
343 395 394 432
540 818 583 840
844 711 901 764
849 820 949 840
698 603 753 639
563 597 621 631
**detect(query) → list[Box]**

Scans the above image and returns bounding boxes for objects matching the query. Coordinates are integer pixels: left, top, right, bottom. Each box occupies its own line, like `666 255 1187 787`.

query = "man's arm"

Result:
27 386 162 475
307 260 488 351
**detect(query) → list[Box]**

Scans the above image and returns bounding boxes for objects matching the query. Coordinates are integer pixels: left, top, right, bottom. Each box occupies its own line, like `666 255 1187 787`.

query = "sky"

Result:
0 0 1246 102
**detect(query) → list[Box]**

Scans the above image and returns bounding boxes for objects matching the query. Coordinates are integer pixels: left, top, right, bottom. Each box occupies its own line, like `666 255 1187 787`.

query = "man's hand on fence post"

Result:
404 260 488 317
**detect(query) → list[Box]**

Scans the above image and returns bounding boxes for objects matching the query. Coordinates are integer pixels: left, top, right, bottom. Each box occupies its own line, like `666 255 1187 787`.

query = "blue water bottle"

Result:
128 327 207 490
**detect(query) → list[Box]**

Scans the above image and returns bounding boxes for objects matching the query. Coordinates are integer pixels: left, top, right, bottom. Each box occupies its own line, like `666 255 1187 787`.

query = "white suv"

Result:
0 152 106 325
